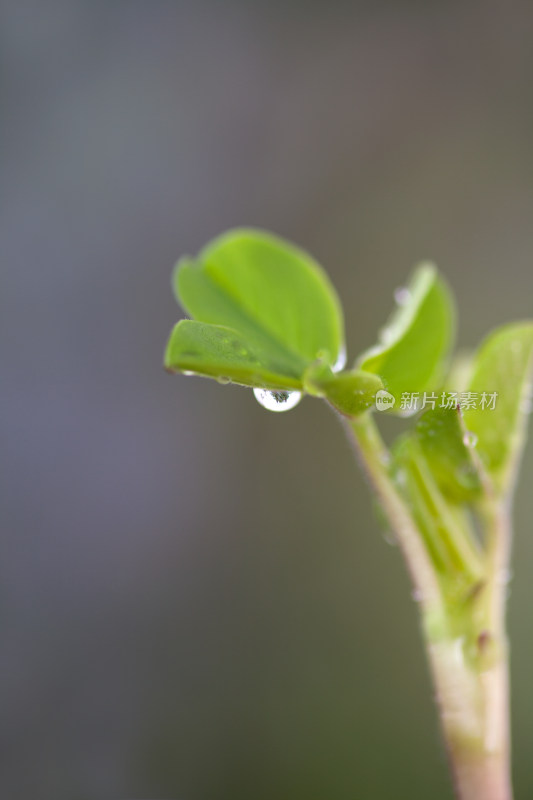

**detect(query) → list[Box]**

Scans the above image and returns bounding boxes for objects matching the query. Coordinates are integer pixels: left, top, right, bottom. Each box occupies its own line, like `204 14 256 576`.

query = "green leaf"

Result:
415 406 483 503
173 229 344 384
304 362 383 416
165 320 302 389
356 264 455 413
462 322 533 492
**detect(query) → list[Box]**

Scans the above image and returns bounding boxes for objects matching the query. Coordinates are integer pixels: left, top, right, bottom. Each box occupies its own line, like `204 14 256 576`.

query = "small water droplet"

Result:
217 375 231 385
253 388 302 413
497 568 513 585
452 636 465 666
382 530 398 547
333 345 347 373
520 390 533 414
394 287 411 306
183 370 195 376
394 468 407 488
463 431 478 448
380 327 395 345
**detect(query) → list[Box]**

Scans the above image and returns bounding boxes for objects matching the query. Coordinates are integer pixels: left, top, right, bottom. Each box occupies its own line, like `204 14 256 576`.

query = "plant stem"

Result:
345 412 513 800
345 414 444 615
427 636 512 800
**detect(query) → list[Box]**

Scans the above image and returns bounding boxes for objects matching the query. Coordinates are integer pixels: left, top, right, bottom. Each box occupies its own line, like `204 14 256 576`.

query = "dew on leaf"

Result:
497 568 513 586
379 327 395 345
333 344 347 372
394 286 411 306
520 389 533 414
253 388 302 413
452 636 465 666
462 431 478 448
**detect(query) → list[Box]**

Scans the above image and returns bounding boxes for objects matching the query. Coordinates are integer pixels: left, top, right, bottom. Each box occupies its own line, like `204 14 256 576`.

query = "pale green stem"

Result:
345 412 513 800
345 414 444 614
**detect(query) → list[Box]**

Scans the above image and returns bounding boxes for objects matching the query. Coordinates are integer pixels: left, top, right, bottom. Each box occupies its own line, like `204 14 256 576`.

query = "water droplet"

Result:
463 431 478 448
183 370 195 376
497 568 513 585
379 327 395 345
394 287 411 306
333 345 347 373
520 389 533 414
217 375 231 385
382 530 398 547
253 388 302 413
452 636 465 666
394 468 407 488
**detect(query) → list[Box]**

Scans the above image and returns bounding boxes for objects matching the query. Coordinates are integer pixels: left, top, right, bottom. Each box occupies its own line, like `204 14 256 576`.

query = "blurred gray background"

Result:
2 1 533 798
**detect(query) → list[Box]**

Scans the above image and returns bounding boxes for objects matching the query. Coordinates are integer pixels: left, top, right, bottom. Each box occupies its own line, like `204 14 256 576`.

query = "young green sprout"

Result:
164 229 533 800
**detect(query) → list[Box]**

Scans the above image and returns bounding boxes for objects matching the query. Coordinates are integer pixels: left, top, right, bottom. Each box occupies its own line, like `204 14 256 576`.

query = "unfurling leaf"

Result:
357 265 455 413
415 406 483 503
462 322 533 492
